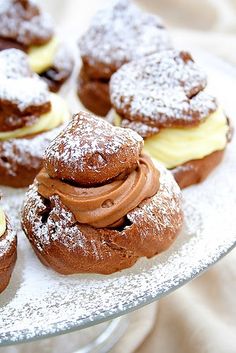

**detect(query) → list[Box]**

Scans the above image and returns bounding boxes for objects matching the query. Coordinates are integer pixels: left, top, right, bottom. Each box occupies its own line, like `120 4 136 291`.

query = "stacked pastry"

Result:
0 204 16 293
22 112 183 274
0 49 70 187
78 0 171 116
110 50 230 188
0 0 74 92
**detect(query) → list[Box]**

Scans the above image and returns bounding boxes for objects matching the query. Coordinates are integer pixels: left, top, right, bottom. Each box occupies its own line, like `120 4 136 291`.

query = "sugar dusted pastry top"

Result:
110 50 218 134
45 111 144 186
0 0 54 48
0 49 50 121
79 0 171 79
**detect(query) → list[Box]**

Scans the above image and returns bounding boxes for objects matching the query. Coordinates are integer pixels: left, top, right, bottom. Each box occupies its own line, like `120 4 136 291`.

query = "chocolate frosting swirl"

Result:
37 154 160 228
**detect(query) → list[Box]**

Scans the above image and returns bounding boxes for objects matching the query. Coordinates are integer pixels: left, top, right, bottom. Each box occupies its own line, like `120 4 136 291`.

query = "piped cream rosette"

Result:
0 93 70 141
113 108 229 169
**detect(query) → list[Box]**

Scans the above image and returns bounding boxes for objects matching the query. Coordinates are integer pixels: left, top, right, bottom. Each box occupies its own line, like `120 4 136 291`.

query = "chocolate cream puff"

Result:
22 112 183 275
110 50 230 189
0 0 74 92
0 49 70 188
78 0 171 117
0 205 17 293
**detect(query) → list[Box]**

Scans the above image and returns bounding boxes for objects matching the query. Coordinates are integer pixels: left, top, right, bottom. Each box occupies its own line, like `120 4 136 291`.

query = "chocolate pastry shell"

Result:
172 149 225 189
77 68 111 117
22 164 183 275
0 219 17 294
0 127 62 188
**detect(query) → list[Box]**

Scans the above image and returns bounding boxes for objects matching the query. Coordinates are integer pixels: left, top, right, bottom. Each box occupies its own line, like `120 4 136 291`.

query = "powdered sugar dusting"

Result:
0 0 54 46
0 78 49 112
0 49 31 79
0 49 50 112
45 112 143 175
110 50 217 130
79 0 171 71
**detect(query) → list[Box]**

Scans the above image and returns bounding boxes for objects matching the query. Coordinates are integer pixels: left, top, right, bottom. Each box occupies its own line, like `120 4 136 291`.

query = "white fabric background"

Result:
4 1 236 352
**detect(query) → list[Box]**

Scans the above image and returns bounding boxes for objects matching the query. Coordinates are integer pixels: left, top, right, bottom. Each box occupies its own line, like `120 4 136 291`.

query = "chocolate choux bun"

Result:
0 0 73 92
0 206 17 293
22 111 183 275
110 50 230 189
0 49 70 188
78 0 171 116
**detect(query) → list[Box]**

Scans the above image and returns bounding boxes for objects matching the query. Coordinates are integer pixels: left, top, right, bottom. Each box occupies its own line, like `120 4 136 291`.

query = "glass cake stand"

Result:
0 52 236 353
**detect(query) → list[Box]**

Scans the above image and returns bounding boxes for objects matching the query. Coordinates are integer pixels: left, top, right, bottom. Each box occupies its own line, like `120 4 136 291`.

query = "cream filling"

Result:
0 208 6 238
0 93 70 141
28 37 59 74
113 108 228 169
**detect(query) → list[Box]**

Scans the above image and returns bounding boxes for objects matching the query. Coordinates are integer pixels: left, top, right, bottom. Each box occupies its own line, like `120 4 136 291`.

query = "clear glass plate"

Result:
0 51 236 346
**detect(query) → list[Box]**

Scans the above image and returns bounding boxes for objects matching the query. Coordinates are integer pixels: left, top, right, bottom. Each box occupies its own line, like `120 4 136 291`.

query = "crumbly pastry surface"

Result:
79 0 171 79
0 0 54 48
110 50 217 129
0 215 17 293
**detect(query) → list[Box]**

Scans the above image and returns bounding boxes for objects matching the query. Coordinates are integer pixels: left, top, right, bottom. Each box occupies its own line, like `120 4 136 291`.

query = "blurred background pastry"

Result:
77 0 171 116
0 49 70 187
0 0 74 92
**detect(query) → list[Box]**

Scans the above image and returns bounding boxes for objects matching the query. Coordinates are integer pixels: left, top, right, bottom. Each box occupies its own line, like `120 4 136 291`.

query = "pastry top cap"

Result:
0 49 50 115
0 0 54 47
44 111 144 186
79 0 171 79
110 50 217 133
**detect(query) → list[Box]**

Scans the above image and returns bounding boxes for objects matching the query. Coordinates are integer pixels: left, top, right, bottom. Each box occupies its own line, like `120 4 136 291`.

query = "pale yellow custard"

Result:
113 108 228 169
0 93 70 141
0 208 6 238
28 37 59 74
